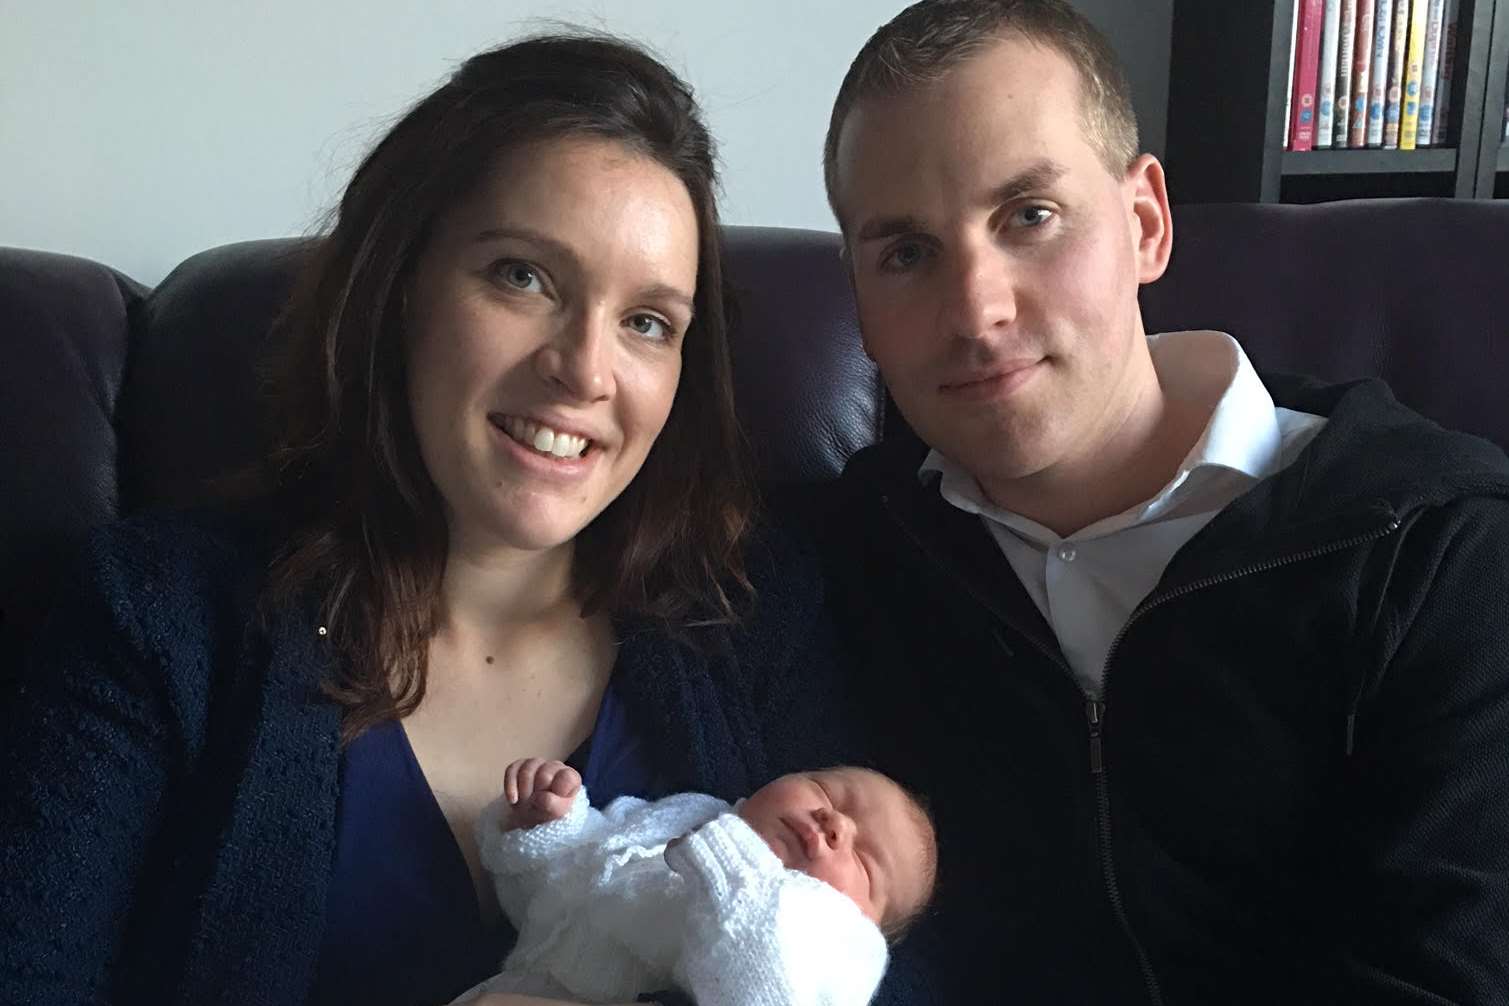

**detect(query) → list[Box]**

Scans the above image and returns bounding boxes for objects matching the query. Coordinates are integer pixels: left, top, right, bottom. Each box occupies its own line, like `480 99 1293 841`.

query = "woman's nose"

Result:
535 308 614 401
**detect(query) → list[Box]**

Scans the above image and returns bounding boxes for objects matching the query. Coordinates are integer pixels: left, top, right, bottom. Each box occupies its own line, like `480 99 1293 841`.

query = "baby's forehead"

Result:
823 770 923 827
820 766 901 799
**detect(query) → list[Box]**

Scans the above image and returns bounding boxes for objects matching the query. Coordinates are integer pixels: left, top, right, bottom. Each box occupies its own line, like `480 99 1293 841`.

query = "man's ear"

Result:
1124 153 1173 285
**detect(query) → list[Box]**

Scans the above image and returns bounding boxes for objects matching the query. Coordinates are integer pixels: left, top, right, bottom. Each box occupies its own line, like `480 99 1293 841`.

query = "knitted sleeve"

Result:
665 813 888 1006
0 532 198 1004
476 787 616 927
738 524 874 779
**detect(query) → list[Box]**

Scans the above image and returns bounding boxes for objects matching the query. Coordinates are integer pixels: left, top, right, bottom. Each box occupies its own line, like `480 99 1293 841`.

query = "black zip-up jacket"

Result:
808 376 1509 1005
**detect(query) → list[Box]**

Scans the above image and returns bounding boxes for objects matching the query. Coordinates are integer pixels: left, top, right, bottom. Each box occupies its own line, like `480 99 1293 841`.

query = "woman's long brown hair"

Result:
254 35 755 743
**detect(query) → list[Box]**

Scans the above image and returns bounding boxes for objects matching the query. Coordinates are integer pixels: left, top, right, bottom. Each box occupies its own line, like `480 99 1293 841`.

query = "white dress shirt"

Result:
920 331 1327 698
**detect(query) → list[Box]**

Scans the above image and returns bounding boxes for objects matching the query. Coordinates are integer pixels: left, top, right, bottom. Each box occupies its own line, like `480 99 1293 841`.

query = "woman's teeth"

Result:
498 416 590 459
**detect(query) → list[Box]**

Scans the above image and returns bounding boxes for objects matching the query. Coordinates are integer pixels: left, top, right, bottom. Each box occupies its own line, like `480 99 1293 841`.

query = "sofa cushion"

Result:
723 226 879 484
0 247 139 670
117 239 307 511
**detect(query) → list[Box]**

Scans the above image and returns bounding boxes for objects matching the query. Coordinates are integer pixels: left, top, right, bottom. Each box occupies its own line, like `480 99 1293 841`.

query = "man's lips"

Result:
940 359 1044 397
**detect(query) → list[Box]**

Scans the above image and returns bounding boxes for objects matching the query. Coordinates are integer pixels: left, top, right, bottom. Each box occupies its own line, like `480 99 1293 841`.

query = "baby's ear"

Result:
732 797 747 810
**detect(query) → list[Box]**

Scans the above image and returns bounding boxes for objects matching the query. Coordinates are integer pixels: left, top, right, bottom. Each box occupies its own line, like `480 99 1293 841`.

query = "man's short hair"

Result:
823 0 1141 227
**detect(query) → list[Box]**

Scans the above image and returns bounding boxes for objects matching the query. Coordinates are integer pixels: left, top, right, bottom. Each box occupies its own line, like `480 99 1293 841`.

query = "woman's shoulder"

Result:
54 506 282 652
77 505 274 588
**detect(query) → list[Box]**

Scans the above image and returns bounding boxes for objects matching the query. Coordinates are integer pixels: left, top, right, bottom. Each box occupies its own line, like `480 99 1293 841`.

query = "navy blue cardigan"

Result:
0 512 861 1006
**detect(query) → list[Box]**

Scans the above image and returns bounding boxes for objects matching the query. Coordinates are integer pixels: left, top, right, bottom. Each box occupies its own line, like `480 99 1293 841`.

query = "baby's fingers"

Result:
540 763 582 799
529 788 577 823
505 757 546 804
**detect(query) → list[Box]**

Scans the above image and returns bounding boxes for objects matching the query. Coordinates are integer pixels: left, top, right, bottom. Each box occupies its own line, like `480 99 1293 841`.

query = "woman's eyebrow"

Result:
635 283 695 316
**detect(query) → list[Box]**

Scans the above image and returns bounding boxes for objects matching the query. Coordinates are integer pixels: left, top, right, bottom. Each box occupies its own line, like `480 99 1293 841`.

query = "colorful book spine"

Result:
1285 0 1301 148
1349 0 1377 146
1317 0 1342 147
1367 0 1395 147
1382 0 1410 148
1333 0 1359 145
1430 0 1460 146
1399 0 1430 149
1290 0 1327 151
1415 0 1448 146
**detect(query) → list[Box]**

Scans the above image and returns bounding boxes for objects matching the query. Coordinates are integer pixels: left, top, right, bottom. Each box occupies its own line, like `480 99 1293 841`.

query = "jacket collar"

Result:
855 375 1509 614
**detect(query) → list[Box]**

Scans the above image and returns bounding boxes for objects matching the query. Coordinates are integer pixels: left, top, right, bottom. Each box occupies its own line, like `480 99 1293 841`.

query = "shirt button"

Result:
1057 545 1078 562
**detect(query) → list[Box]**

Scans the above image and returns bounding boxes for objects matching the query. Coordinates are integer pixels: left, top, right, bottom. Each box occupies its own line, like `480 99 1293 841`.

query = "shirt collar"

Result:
918 331 1284 540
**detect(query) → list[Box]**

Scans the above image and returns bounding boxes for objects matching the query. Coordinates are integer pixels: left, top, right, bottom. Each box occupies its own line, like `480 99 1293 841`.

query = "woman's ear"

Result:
1124 153 1173 285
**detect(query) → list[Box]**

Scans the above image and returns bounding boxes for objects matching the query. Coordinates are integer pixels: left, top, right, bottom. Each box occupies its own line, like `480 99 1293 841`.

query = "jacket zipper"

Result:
1087 516 1402 1006
884 491 1401 1005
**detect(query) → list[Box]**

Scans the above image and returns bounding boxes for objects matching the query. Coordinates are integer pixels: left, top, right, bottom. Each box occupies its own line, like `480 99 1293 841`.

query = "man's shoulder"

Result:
1266 373 1509 511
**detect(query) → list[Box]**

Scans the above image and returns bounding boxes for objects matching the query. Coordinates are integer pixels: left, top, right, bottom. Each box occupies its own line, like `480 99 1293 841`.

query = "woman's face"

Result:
405 136 699 558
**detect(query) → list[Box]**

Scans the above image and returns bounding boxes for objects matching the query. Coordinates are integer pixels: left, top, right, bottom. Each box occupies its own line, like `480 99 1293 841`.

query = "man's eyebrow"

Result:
855 214 928 245
852 160 1068 245
989 159 1068 205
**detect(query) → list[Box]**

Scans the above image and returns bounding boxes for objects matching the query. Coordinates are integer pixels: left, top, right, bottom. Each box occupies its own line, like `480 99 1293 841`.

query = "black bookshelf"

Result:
1472 0 1509 192
1281 147 1457 172
1167 0 1509 203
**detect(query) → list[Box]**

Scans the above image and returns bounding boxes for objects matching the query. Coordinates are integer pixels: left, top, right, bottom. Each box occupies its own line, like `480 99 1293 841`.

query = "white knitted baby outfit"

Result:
449 787 888 1006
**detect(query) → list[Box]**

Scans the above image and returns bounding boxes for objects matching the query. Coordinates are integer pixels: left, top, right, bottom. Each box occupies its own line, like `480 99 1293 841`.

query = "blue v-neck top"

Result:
310 676 661 1006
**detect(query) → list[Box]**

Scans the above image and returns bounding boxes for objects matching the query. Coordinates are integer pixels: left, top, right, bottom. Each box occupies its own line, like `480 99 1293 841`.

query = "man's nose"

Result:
534 306 614 402
939 243 1017 341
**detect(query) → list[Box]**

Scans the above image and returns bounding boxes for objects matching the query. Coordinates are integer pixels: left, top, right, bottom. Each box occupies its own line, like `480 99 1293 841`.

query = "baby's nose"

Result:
813 807 855 849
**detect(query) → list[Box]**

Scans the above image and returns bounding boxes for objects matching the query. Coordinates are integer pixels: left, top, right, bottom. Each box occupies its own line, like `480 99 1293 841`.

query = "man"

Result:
814 1 1509 1002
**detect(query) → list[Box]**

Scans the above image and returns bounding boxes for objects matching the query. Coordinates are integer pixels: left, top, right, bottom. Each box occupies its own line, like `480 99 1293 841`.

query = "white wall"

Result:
0 1 904 285
1 2 1170 288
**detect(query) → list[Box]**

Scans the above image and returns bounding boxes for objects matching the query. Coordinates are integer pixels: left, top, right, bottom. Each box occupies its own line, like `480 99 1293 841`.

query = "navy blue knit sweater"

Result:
0 511 865 1006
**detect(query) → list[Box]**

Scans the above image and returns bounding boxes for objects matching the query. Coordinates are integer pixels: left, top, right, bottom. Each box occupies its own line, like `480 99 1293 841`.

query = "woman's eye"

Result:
626 314 672 341
496 261 543 292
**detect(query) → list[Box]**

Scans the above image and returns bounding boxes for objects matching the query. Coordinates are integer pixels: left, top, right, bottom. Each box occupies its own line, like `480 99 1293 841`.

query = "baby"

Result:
452 758 938 1006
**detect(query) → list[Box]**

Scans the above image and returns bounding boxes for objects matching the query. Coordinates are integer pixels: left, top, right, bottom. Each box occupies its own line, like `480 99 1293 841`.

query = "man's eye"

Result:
626 314 672 341
880 241 928 272
1017 205 1055 227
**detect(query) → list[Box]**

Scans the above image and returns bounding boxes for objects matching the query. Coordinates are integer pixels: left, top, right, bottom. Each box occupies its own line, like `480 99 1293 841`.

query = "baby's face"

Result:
736 767 930 929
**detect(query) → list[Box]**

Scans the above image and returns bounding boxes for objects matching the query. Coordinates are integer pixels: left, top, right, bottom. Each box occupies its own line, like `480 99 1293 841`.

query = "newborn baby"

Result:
452 758 937 1006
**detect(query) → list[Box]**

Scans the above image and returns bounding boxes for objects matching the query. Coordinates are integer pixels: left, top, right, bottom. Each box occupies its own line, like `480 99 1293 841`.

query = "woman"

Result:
0 35 852 1006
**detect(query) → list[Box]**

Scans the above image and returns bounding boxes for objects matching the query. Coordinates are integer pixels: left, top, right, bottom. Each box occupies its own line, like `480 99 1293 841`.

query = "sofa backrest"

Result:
0 227 879 669
0 248 139 661
4 198 1507 669
117 226 879 514
1141 198 1509 452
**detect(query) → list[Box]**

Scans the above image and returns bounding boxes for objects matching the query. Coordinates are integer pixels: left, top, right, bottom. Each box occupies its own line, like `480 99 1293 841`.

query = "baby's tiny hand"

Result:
503 757 582 830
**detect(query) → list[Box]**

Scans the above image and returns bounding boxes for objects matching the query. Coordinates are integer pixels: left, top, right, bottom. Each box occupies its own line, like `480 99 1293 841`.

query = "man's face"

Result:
833 37 1169 499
